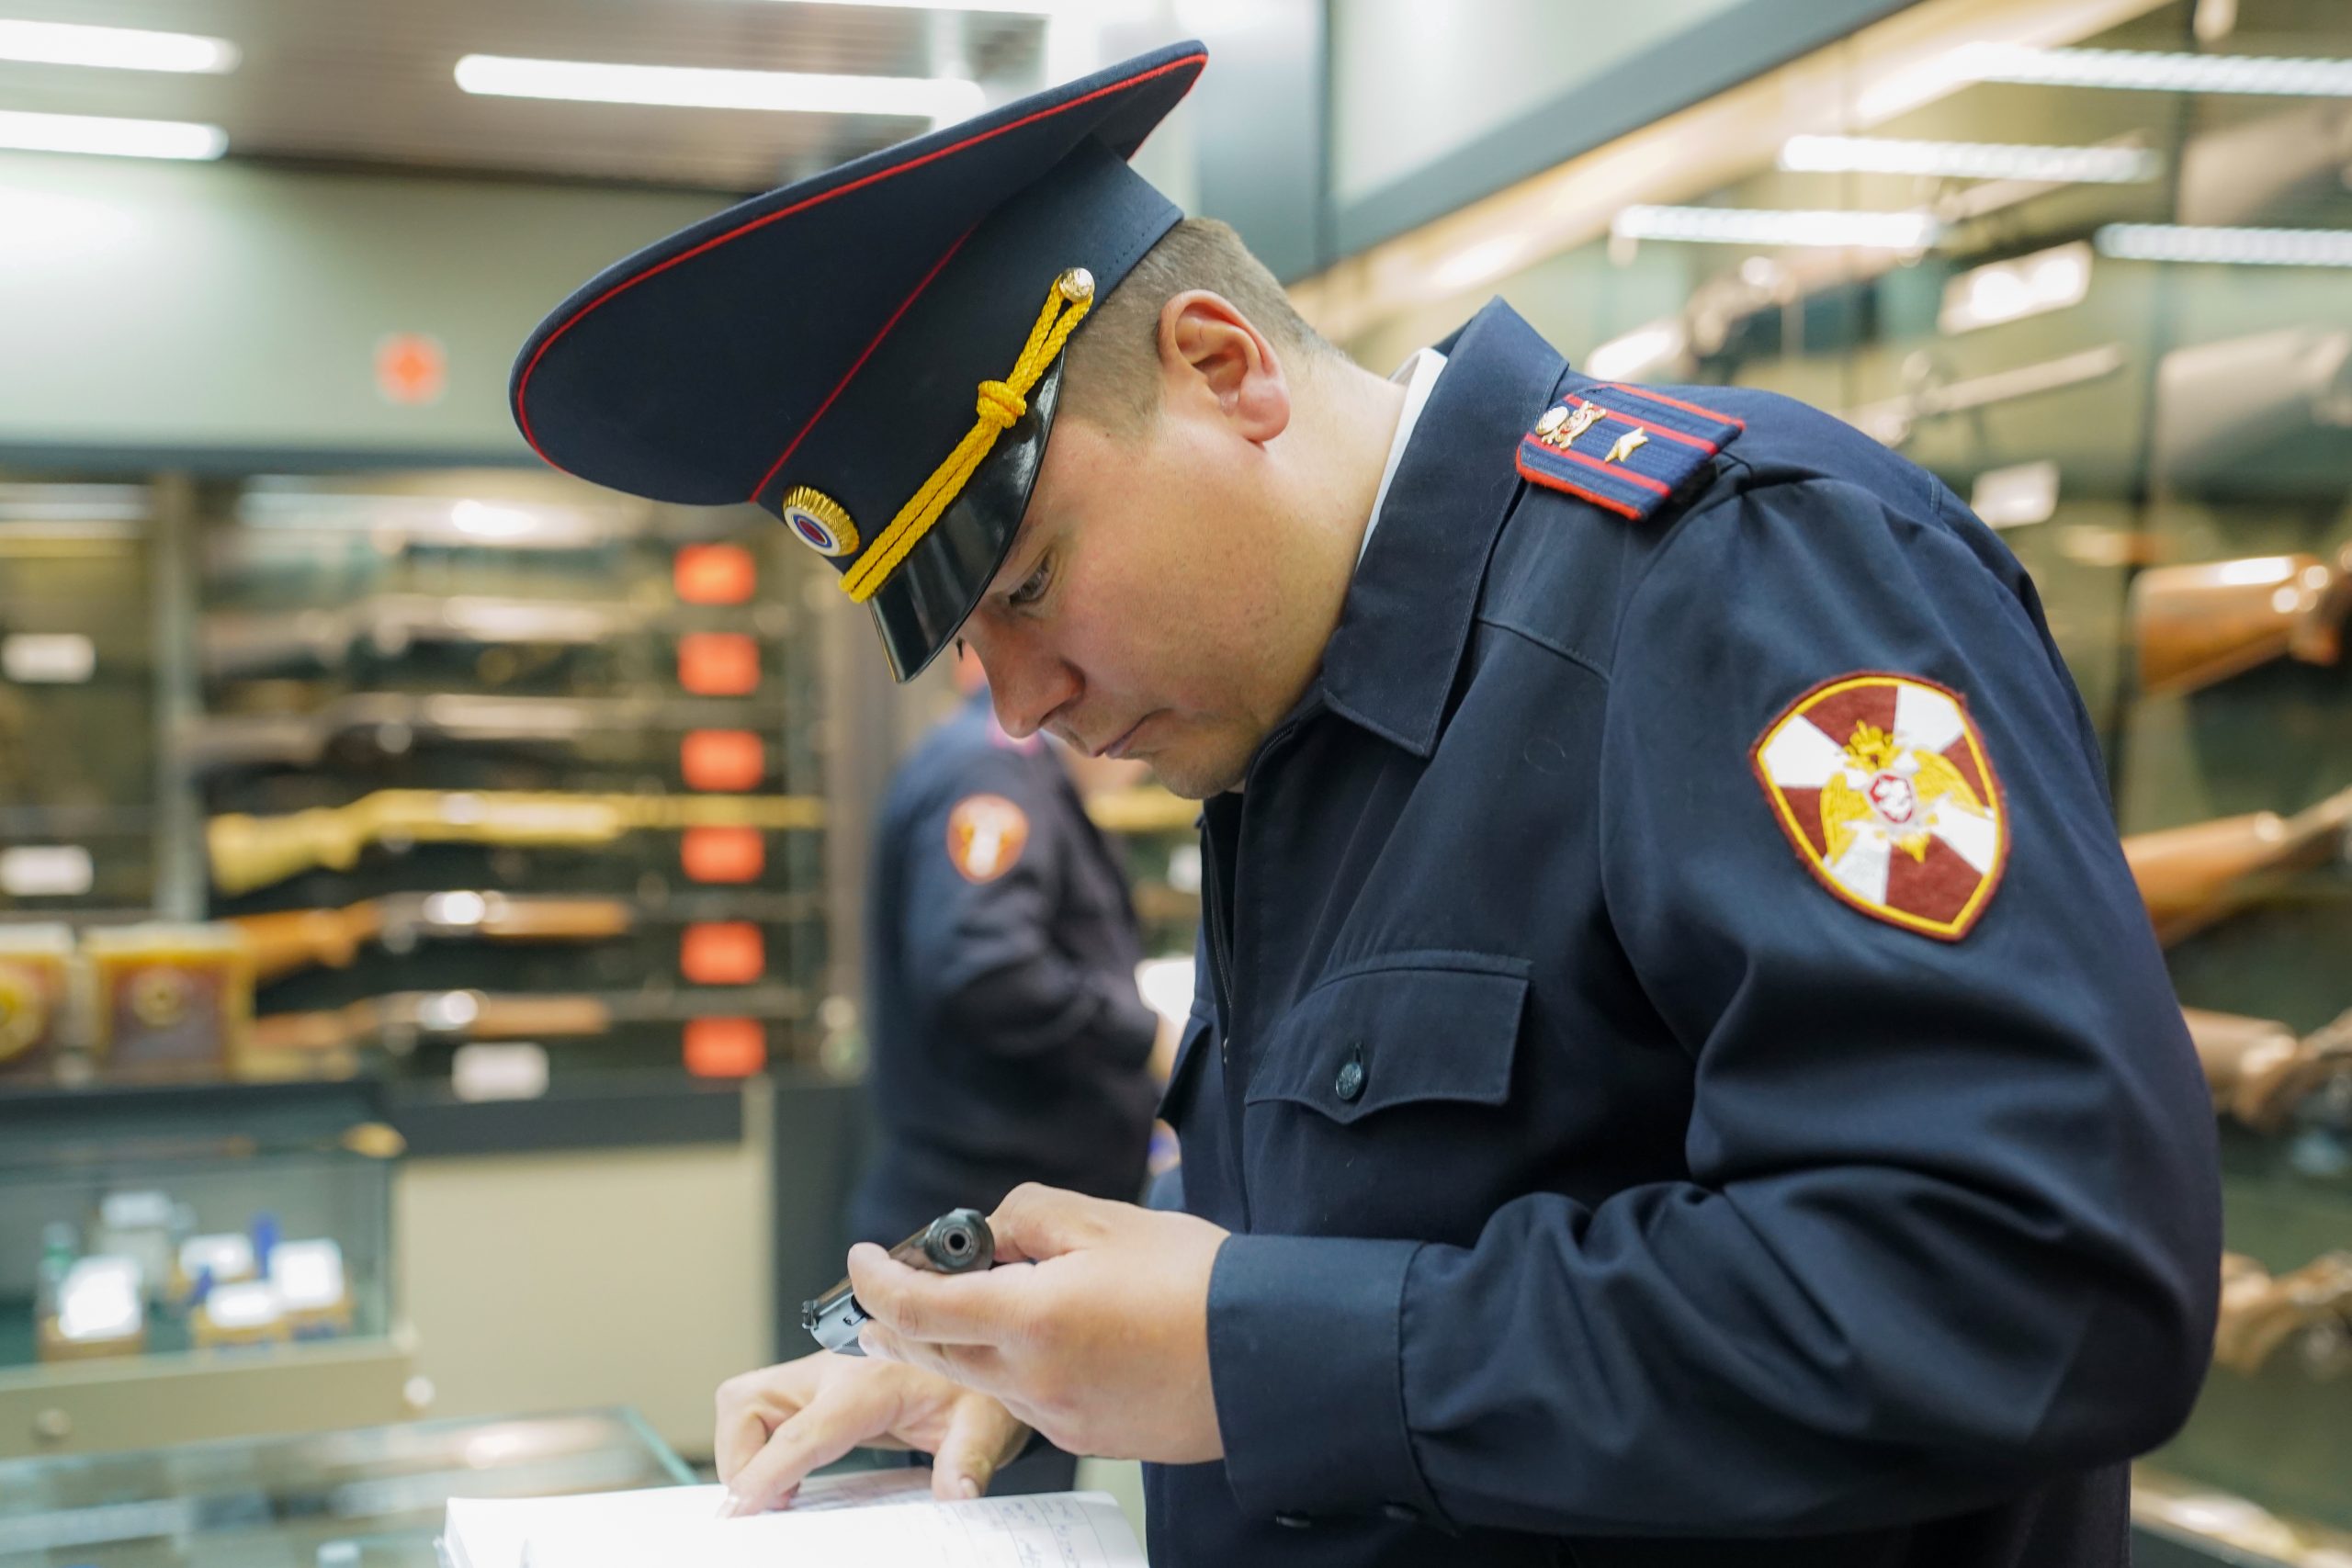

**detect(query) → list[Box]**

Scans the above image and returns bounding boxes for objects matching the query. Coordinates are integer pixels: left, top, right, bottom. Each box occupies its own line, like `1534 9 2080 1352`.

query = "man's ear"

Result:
1157 290 1290 444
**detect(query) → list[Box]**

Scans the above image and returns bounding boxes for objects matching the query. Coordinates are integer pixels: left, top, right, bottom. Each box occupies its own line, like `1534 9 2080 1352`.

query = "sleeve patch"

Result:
1748 672 2008 942
946 793 1031 883
1516 383 1741 522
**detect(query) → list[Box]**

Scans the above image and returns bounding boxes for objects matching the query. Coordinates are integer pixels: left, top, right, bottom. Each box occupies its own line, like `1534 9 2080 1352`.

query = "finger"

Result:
848 1245 1018 1345
930 1397 1028 1501
714 1402 774 1487
723 1377 902 1516
714 1371 806 1484
987 1182 1120 1265
859 1321 1012 1394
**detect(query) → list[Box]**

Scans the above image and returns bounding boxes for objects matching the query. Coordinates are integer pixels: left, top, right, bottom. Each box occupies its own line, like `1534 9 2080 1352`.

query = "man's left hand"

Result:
851 1184 1230 1463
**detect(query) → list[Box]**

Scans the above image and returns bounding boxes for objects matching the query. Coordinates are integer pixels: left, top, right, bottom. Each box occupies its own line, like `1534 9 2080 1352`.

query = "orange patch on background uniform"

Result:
946 794 1030 883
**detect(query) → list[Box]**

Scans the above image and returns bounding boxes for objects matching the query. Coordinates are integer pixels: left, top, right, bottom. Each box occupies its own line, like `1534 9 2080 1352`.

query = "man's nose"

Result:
969 631 1078 740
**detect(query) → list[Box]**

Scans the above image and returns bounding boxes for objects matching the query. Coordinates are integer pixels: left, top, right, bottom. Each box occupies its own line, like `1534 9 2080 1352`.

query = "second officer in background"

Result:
852 641 1166 1322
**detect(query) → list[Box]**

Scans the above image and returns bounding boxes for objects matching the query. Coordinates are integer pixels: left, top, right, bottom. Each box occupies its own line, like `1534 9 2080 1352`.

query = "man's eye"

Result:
1009 558 1051 608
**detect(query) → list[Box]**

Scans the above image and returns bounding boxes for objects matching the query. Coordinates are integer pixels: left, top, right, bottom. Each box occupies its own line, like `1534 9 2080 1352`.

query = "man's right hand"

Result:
713 1352 1033 1515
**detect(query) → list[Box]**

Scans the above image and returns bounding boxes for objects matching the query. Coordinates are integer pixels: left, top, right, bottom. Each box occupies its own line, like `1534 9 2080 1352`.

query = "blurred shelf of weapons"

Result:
2 470 832 1097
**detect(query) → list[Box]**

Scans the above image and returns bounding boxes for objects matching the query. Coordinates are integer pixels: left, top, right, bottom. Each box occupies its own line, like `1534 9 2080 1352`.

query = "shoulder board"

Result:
1514 382 1743 522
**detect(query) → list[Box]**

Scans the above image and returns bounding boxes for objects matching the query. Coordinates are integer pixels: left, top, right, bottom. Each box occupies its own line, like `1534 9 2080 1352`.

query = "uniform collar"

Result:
1356 346 1448 566
1317 299 1566 758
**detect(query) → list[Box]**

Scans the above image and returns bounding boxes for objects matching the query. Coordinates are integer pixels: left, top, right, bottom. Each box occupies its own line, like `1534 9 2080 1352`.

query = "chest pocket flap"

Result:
1243 951 1529 1125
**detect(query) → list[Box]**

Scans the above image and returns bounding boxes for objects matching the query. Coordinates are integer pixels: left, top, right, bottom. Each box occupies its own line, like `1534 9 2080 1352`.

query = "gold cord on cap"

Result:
840 267 1094 604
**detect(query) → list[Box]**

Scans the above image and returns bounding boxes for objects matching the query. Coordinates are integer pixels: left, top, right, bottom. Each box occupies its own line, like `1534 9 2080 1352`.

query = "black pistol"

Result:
801 1208 996 1355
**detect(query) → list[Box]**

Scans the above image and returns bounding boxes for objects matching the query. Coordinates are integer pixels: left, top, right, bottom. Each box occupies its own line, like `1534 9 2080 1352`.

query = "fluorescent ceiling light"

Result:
1779 134 2158 184
1612 205 1941 250
0 109 226 161
0 18 238 73
1939 241 2093 334
454 54 985 122
1963 44 2352 97
745 0 1058 9
2097 223 2352 267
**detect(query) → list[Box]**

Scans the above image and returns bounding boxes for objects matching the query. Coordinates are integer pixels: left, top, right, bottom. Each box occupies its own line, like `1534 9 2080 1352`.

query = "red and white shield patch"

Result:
1750 672 2007 942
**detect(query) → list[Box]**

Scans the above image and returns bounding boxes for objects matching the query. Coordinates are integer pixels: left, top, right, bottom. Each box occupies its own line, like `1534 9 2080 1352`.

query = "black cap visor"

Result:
867 355 1066 682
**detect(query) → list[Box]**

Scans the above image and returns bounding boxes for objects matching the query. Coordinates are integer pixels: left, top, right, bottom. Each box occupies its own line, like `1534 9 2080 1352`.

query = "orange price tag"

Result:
681 826 764 884
682 921 764 985
684 1016 766 1077
674 543 757 605
681 729 767 792
678 632 761 695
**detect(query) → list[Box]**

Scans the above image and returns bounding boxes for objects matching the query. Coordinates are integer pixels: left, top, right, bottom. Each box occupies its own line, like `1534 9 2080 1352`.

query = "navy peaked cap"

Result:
511 40 1206 679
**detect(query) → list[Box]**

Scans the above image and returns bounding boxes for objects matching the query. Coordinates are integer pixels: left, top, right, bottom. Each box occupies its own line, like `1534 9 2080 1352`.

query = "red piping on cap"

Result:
747 226 973 505
514 51 1208 476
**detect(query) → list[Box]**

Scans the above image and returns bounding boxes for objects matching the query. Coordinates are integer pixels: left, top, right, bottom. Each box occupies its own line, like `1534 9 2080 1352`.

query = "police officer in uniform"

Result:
514 41 2222 1567
854 645 1161 1278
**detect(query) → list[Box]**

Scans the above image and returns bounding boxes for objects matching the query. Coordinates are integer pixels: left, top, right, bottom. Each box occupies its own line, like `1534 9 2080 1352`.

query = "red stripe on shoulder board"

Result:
1516 450 1644 519
1566 394 1718 455
1539 439 1673 494
513 51 1209 473
1607 383 1745 431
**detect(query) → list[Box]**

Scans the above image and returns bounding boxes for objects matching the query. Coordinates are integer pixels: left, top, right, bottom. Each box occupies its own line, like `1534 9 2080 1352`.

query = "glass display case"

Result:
0 1408 690 1568
1 465 831 1095
1310 0 2350 1558
0 1079 413 1460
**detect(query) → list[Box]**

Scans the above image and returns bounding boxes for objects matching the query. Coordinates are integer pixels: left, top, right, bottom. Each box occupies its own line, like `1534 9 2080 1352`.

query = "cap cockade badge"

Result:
780 486 859 558
1750 672 2007 941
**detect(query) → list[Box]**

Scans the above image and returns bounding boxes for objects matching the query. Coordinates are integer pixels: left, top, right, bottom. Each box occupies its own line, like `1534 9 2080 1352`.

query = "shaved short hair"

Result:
1061 217 1336 435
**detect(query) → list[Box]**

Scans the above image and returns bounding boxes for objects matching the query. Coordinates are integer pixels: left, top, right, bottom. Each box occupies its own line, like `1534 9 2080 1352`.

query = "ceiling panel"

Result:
0 0 1050 191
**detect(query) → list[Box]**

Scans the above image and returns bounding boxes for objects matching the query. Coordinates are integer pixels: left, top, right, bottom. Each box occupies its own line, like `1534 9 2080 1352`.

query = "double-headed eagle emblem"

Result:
1753 673 2007 942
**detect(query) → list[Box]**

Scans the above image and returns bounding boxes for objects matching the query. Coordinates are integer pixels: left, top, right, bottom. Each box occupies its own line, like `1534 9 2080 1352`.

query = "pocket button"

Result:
1333 1044 1366 1103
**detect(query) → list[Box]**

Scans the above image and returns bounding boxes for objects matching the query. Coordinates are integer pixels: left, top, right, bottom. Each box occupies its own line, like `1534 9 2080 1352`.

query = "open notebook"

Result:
442 1467 1144 1568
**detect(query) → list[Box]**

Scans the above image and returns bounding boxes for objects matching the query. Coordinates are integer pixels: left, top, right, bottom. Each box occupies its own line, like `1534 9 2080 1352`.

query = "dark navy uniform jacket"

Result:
1148 302 2222 1567
853 693 1159 1246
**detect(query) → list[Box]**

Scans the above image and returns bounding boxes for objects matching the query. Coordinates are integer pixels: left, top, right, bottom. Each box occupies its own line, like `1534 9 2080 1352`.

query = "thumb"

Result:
987 1182 1112 1265
930 1393 1027 1501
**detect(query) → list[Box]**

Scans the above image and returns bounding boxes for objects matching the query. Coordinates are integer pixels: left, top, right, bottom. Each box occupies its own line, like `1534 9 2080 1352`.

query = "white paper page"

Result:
523 1490 1144 1568
446 1470 933 1568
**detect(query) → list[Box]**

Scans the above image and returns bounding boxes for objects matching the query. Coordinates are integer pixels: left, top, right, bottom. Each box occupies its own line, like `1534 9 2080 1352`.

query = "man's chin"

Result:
1148 748 1246 801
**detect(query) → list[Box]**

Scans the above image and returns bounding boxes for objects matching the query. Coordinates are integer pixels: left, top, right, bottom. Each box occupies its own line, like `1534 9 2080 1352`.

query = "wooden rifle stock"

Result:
229 894 636 983
2132 543 2352 697
231 904 386 984
2184 1006 2352 1130
2122 784 2352 944
2213 1251 2352 1375
208 789 824 895
248 990 616 1055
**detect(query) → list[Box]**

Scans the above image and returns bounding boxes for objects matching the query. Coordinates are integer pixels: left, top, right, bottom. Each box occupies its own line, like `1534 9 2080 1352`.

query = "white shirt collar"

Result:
1358 346 1448 565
